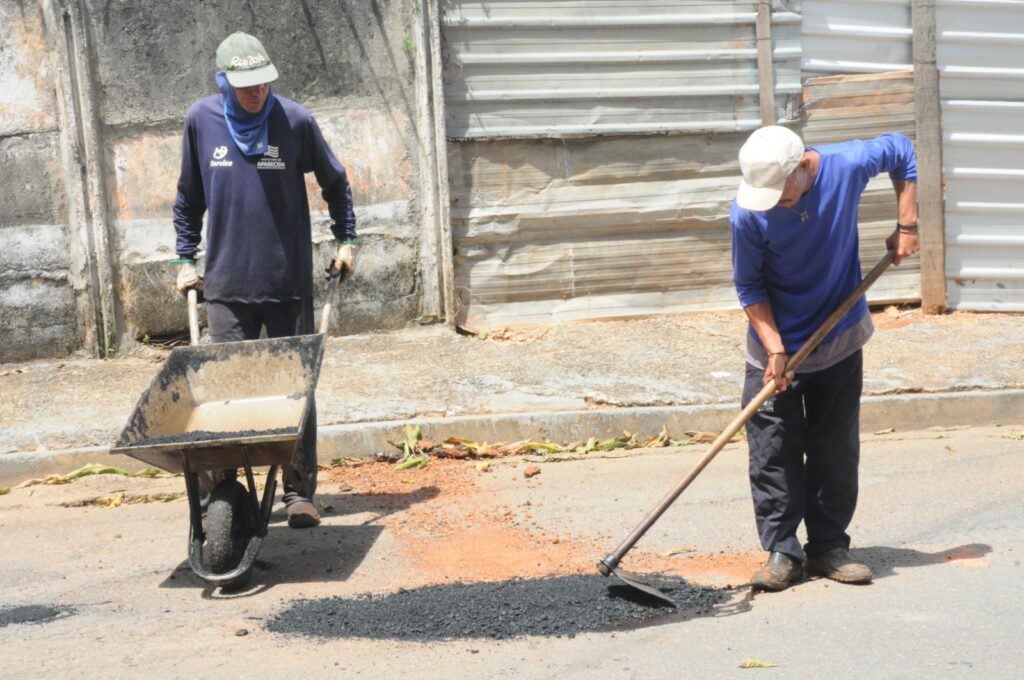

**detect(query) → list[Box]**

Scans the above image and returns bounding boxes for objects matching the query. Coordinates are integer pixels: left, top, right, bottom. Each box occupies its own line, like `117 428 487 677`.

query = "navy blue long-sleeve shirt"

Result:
173 94 356 303
730 132 917 352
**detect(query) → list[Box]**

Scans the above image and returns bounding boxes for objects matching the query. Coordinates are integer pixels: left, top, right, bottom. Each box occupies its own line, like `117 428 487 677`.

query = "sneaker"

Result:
805 548 872 584
751 551 803 591
286 499 321 528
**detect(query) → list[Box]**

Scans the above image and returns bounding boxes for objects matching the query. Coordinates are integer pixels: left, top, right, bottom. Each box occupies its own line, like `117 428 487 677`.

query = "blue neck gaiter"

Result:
215 71 276 157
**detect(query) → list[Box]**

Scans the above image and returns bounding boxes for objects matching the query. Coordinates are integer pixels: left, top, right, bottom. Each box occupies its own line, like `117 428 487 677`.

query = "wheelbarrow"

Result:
111 274 344 589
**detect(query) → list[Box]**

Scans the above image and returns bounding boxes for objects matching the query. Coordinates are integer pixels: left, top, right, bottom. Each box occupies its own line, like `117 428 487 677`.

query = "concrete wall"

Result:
0 1 80 362
1 0 431 359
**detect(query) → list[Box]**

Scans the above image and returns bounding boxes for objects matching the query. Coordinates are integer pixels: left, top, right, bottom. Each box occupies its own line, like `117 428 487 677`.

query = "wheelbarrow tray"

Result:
111 334 325 474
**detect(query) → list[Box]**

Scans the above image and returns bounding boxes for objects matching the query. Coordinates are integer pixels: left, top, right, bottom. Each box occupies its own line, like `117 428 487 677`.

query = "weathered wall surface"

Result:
1 0 427 360
0 1 79 362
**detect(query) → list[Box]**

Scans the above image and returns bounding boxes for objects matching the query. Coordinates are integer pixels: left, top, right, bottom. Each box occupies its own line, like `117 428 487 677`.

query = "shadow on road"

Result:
853 543 993 580
157 486 440 594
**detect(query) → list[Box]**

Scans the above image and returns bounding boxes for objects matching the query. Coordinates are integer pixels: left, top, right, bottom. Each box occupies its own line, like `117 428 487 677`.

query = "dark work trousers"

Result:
199 298 318 507
741 350 863 562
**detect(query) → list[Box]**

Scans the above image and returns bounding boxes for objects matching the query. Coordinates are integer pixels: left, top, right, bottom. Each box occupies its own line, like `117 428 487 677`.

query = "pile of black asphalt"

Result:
0 605 72 628
267 574 724 641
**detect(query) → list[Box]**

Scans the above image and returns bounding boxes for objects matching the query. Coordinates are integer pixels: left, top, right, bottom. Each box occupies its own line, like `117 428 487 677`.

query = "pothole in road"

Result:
0 605 74 628
267 574 725 641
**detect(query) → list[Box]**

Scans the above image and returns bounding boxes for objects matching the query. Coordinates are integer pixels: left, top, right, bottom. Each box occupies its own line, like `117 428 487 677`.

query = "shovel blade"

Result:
610 567 677 608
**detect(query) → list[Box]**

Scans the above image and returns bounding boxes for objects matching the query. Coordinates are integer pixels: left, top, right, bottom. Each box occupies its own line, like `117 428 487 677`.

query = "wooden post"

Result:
756 0 776 126
912 0 947 313
426 0 458 327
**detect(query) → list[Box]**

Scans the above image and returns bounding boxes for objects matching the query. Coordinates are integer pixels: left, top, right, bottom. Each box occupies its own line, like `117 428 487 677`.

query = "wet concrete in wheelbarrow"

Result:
267 574 725 641
130 427 296 446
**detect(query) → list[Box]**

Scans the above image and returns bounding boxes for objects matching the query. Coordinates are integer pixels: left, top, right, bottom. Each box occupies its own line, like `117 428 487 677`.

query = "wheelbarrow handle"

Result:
187 288 200 347
319 272 342 335
182 271 343 342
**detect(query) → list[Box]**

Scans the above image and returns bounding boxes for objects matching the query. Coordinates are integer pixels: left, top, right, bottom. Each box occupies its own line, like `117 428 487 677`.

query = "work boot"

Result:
805 548 873 584
751 551 803 591
286 499 321 528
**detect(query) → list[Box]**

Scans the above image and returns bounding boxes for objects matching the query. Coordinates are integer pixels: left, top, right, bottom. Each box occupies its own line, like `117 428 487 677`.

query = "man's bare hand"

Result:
886 228 919 266
764 353 794 392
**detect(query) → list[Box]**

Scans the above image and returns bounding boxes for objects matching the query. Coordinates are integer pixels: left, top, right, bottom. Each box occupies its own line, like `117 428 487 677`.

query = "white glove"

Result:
175 261 202 293
329 241 358 281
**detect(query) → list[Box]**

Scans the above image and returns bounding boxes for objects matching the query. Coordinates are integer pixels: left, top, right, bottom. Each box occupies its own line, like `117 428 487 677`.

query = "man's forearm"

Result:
743 301 786 354
893 179 918 225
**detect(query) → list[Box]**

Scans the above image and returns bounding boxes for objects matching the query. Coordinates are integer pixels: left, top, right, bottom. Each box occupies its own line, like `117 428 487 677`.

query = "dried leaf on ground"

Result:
739 659 779 669
395 453 429 470
685 431 719 444
15 463 174 488
93 492 124 508
444 437 489 455
645 425 671 448
662 545 696 557
329 456 364 467
1005 431 1024 441
433 446 471 459
874 427 896 435
0 487 10 496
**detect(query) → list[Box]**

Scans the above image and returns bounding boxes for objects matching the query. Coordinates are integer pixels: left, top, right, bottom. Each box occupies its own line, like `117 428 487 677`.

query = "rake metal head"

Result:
598 557 677 607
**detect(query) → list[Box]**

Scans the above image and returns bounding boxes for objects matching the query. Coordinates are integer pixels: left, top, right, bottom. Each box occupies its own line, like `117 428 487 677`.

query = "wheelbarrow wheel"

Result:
204 480 253 581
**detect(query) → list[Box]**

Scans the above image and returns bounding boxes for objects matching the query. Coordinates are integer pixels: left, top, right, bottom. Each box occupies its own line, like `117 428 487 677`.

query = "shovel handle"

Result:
187 288 200 347
600 250 895 573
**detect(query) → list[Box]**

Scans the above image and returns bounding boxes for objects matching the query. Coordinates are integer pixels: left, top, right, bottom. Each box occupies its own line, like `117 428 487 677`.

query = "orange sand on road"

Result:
324 458 760 587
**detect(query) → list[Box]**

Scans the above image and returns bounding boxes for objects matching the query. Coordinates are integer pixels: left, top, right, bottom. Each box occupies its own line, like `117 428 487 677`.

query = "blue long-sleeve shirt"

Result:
173 94 356 303
730 132 917 351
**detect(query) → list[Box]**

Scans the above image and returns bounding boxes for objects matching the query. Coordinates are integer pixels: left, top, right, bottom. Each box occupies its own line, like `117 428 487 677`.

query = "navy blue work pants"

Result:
741 350 863 562
202 298 318 505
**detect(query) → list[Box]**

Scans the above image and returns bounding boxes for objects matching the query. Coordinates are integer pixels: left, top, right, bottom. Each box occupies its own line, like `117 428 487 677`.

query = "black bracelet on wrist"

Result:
897 222 919 233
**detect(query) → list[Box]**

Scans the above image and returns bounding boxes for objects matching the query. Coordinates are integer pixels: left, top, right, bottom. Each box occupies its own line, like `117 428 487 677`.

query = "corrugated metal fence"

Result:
802 0 911 77
443 0 925 328
443 0 803 139
938 0 1024 311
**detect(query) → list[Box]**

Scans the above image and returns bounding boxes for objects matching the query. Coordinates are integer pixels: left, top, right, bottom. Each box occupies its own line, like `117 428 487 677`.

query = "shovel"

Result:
597 250 896 605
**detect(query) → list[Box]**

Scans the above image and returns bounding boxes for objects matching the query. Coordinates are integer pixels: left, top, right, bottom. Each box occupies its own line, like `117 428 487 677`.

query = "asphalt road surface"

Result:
1 425 1021 678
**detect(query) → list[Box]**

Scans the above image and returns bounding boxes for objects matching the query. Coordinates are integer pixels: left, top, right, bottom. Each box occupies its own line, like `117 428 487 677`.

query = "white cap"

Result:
736 126 805 211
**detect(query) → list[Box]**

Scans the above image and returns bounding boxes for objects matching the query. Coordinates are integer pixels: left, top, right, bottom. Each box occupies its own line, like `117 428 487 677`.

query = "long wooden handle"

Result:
602 250 895 570
187 288 200 347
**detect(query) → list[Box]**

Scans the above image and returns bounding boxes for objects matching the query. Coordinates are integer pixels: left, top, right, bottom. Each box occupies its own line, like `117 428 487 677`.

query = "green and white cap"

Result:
216 32 279 88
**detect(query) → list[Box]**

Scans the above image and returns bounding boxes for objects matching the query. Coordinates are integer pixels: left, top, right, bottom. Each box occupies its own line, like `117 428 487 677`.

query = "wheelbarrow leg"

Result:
182 456 205 542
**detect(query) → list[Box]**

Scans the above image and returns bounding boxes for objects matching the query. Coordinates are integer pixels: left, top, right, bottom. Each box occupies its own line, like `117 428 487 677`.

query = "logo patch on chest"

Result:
257 145 286 170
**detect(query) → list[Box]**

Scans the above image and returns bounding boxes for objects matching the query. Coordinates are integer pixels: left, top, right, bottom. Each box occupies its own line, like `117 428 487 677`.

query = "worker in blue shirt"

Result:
173 31 357 529
730 126 920 590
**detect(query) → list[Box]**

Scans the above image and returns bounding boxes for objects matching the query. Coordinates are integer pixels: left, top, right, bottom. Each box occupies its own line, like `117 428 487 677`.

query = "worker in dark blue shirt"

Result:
730 126 920 590
173 31 357 528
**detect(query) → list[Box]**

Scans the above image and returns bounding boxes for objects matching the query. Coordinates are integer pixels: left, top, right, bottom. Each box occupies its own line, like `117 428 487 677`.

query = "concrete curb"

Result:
316 388 1024 458
3 388 1023 483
